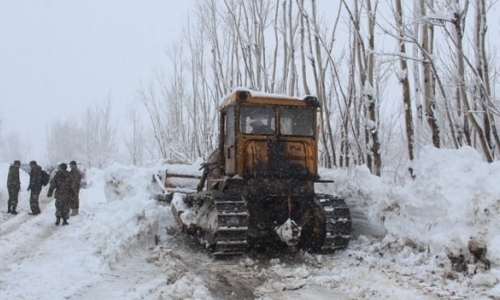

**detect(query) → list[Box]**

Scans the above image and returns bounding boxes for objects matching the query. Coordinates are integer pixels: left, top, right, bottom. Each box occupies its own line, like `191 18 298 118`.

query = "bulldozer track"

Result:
212 194 249 257
210 193 351 256
316 194 352 252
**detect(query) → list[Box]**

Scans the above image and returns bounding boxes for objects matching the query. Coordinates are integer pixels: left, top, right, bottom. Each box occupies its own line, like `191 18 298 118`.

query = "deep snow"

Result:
0 146 499 299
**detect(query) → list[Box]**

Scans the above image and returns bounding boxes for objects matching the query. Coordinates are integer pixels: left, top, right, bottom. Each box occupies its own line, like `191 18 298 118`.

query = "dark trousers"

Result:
55 197 71 219
70 188 80 209
8 188 19 208
30 189 41 214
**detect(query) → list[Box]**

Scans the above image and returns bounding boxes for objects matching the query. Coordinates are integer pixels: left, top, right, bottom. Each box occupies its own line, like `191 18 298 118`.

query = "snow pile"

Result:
384 147 500 264
145 247 214 300
145 159 203 192
171 192 195 224
103 163 154 202
318 146 500 269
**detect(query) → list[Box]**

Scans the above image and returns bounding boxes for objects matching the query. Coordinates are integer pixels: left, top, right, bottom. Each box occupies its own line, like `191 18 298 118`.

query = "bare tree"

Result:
474 0 500 157
124 101 146 165
340 0 382 175
420 0 441 148
448 1 493 162
299 0 335 168
2 132 31 163
82 95 118 168
363 0 382 176
394 0 416 177
46 119 84 165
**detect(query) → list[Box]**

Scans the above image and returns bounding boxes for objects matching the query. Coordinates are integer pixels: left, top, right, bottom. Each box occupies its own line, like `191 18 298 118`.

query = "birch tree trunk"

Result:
301 0 331 167
343 0 380 175
394 0 415 177
451 1 493 162
125 101 145 165
412 1 424 154
474 0 500 157
311 0 338 169
421 0 440 148
365 0 381 176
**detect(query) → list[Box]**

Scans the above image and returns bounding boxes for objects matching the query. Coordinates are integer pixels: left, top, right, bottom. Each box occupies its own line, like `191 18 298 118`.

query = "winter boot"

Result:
10 206 18 215
7 205 11 214
62 219 69 226
70 209 79 216
55 217 61 225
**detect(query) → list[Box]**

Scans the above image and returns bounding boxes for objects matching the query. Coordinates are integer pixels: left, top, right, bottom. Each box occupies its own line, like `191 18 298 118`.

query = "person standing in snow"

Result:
47 163 74 225
7 160 21 214
69 161 82 216
27 160 42 215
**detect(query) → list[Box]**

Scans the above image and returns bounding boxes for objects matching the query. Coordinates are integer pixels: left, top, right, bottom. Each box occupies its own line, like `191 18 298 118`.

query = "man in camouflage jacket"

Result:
47 163 74 225
69 161 82 216
27 160 42 215
7 160 21 214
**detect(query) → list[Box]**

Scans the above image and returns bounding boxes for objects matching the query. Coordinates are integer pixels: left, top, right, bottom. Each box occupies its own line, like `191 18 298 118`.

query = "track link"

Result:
212 194 249 257
316 194 352 251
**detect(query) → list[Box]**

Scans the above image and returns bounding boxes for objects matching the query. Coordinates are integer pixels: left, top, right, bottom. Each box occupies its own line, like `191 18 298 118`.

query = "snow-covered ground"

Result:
0 146 499 299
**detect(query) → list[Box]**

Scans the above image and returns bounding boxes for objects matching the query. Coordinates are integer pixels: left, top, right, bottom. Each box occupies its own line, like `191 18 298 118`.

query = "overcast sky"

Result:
0 0 192 160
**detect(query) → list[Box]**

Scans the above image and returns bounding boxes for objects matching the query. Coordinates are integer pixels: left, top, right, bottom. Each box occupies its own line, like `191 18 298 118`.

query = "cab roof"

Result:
219 89 320 111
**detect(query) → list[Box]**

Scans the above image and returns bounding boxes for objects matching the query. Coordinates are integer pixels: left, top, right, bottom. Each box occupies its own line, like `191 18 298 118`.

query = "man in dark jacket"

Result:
69 161 82 216
27 160 42 215
47 163 74 225
7 160 21 214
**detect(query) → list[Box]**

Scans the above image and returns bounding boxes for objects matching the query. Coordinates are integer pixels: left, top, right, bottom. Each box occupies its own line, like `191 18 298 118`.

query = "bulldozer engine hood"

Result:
242 139 316 180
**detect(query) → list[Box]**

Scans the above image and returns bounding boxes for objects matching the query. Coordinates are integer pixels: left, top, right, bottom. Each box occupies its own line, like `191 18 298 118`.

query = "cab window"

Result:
240 106 276 135
280 108 314 136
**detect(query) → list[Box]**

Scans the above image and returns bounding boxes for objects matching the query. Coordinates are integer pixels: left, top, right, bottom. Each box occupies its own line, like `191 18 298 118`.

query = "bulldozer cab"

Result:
218 90 320 181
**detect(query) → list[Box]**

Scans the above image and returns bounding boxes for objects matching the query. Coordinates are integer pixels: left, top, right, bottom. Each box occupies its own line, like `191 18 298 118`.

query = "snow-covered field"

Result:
0 146 499 300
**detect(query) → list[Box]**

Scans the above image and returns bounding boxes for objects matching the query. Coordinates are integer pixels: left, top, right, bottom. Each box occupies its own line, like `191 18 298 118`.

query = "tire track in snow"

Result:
157 229 266 299
68 252 166 300
0 191 53 238
0 194 60 272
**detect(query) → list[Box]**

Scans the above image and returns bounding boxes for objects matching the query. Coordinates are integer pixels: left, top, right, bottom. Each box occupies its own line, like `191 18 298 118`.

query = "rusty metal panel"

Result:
242 141 269 177
240 140 318 179
284 141 308 168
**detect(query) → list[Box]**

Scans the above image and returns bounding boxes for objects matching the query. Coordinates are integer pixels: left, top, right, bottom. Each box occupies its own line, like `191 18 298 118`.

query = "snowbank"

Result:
318 146 500 270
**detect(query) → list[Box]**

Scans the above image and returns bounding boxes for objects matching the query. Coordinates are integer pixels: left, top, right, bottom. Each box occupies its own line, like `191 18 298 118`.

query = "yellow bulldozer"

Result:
170 90 351 256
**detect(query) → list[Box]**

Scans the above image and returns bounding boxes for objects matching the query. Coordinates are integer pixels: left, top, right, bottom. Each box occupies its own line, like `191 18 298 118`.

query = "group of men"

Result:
6 160 82 226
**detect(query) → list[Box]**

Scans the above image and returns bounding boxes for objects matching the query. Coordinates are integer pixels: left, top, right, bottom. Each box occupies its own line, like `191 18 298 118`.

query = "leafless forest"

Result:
2 0 499 181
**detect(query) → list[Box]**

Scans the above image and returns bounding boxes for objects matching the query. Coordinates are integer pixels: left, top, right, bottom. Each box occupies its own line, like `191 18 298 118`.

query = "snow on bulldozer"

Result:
169 89 352 257
148 161 202 202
